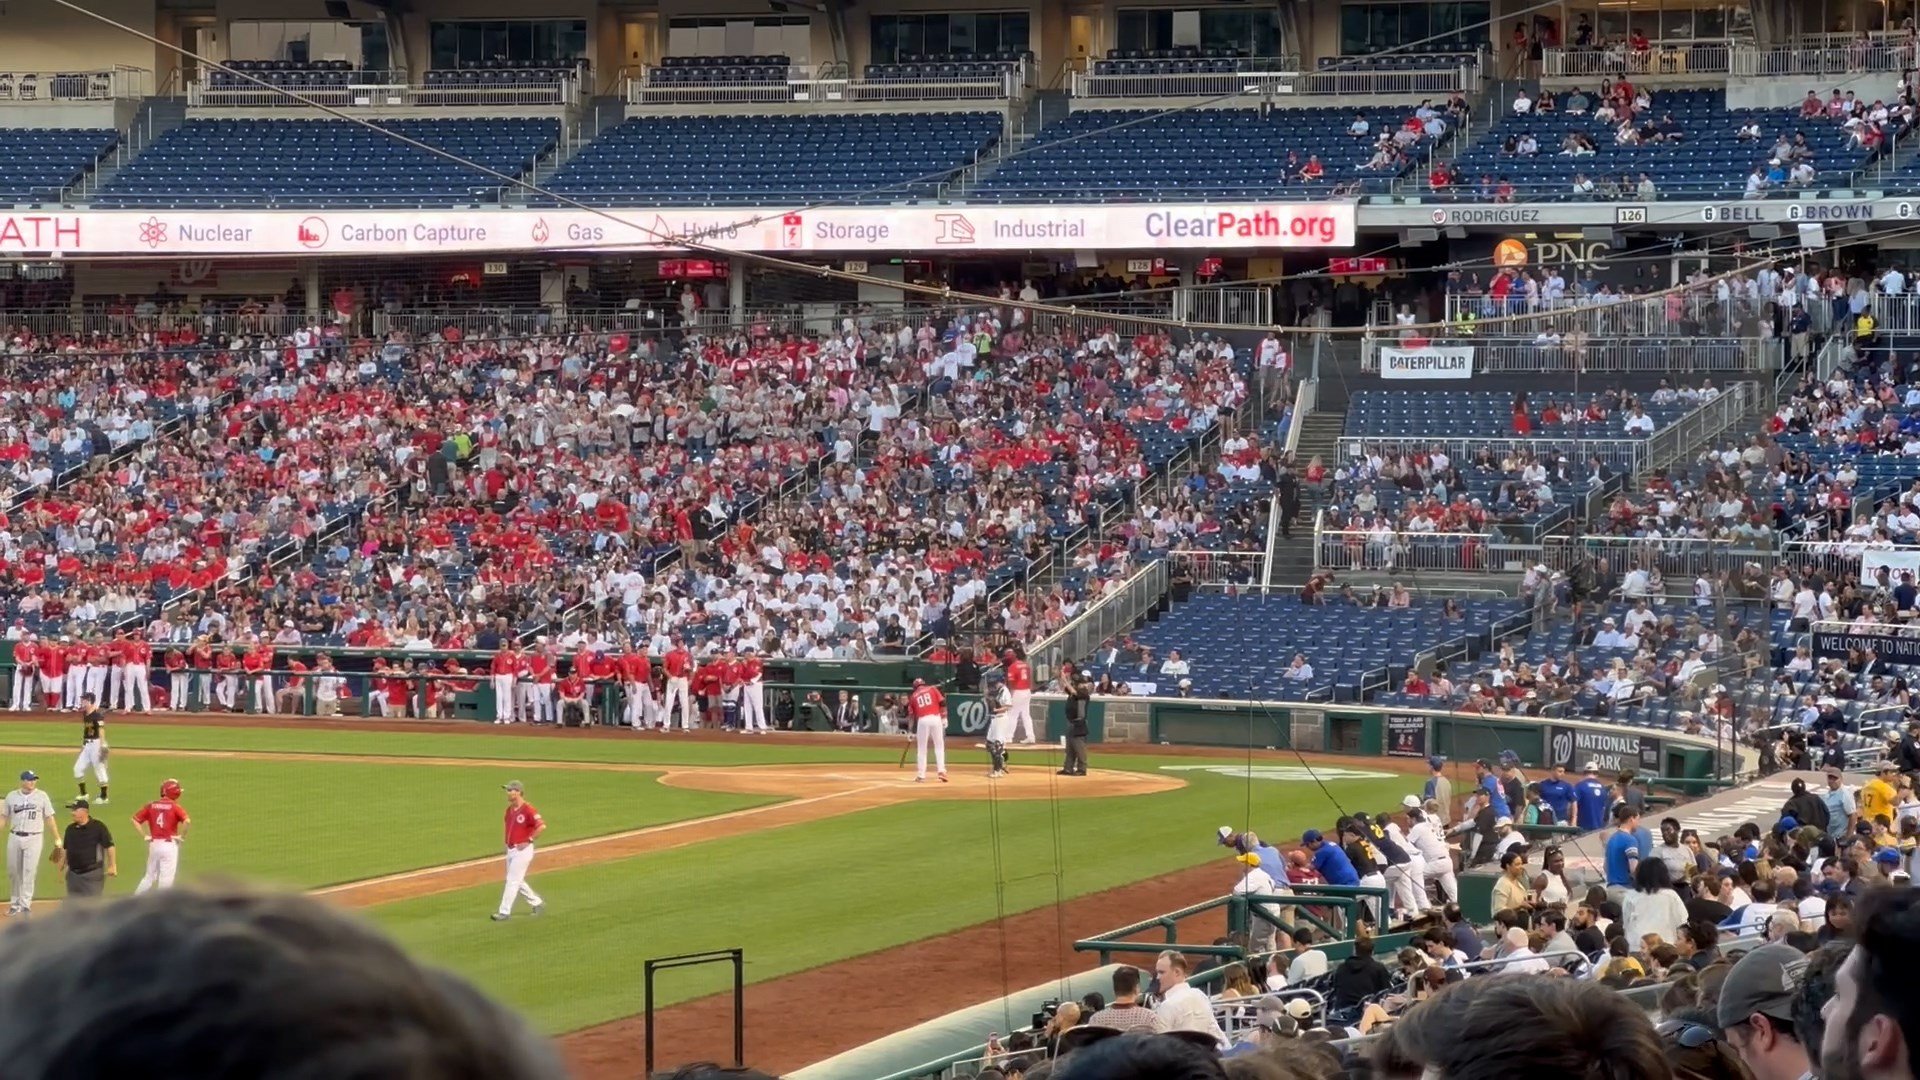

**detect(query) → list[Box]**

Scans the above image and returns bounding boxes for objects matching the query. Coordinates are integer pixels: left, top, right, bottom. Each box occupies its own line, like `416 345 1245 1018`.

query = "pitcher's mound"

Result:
658 764 1182 801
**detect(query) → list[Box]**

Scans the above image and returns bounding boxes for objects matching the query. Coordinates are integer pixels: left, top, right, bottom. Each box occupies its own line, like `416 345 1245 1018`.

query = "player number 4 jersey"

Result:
135 798 188 840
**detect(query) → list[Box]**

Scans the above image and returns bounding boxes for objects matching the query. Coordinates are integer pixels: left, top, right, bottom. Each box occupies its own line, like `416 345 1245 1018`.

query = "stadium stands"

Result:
539 112 1003 205
94 118 559 207
0 128 117 204
1344 389 1694 440
972 106 1448 201
1445 87 1879 200
1079 590 1529 700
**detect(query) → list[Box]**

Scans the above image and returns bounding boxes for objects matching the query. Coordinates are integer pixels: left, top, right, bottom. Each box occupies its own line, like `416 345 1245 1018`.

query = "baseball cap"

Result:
1217 825 1238 846
1402 794 1422 809
1284 997 1314 1020
1495 816 1514 828
1236 852 1263 867
1717 944 1809 1031
1301 829 1324 845
1775 816 1800 834
18 770 36 782
1427 755 1445 769
502 780 524 792
66 797 87 810
1874 847 1902 866
1499 749 1520 764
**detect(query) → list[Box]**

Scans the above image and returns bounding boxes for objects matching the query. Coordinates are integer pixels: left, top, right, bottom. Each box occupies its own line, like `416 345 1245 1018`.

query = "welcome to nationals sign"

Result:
1379 345 1475 380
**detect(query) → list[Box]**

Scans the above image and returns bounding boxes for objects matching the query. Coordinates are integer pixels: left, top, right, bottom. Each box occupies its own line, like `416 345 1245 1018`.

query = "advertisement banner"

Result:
0 203 1357 257
1386 714 1428 758
1379 345 1475 380
1547 725 1661 774
1864 549 1920 578
1811 625 1920 664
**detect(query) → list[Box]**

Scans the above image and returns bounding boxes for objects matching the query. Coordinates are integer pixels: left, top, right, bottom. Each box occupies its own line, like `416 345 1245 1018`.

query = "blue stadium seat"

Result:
0 129 118 204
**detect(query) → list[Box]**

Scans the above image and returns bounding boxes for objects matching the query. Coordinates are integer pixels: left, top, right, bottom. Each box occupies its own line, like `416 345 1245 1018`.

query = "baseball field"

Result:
0 715 1427 1075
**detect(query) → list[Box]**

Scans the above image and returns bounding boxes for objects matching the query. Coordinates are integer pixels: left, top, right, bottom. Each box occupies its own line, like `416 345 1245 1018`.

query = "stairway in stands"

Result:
1267 370 1350 585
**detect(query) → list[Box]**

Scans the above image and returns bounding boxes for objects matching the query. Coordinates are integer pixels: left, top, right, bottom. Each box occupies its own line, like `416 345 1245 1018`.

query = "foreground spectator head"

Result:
1793 941 1852 1070
1372 974 1668 1079
1820 887 1920 1080
1717 943 1812 1080
0 886 563 1078
1053 1032 1227 1080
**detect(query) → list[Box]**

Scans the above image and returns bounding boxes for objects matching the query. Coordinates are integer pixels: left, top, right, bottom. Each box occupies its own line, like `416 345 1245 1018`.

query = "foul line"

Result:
313 783 891 899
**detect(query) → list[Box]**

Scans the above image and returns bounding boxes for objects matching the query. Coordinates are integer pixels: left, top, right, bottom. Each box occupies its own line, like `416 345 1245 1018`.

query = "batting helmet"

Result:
912 677 925 688
160 778 182 799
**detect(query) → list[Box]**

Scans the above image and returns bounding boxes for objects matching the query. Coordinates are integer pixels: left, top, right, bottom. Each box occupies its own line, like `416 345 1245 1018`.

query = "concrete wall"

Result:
1728 73 1901 109
0 0 159 75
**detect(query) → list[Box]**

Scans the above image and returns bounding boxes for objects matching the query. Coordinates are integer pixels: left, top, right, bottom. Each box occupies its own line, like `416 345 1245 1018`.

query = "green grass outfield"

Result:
0 720 1416 1035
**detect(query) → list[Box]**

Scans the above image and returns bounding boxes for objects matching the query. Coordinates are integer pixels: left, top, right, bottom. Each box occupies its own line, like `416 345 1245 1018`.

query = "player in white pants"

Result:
983 678 1015 778
494 780 545 921
662 675 692 730
133 779 189 894
123 651 151 712
908 680 948 782
74 695 110 803
83 651 107 702
8 639 35 711
64 661 88 710
738 680 766 732
3 771 58 916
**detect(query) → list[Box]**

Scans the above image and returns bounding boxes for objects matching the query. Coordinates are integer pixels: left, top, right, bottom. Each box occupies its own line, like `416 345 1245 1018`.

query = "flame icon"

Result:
531 219 551 243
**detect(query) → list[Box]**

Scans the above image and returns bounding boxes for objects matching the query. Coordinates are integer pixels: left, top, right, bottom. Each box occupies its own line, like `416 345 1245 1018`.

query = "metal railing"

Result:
1542 41 1735 78
1314 527 1504 572
0 67 151 101
1070 64 1471 98
1640 380 1756 477
189 75 579 108
1865 293 1920 333
1361 334 1766 375
1171 549 1268 588
1540 535 1775 581
1030 559 1168 679
625 70 1018 105
1732 40 1916 77
1334 434 1649 473
1440 292 1775 338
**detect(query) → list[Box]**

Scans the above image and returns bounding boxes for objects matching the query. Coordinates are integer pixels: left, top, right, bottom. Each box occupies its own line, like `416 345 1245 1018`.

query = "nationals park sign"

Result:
0 203 1356 257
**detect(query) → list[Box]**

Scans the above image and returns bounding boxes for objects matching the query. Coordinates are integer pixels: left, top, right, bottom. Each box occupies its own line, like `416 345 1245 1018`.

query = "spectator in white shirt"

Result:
1152 950 1228 1048
1159 650 1191 680
1284 654 1316 682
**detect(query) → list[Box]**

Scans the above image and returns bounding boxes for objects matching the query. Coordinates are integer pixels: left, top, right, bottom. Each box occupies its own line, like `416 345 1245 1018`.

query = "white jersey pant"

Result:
73 739 108 785
915 715 947 778
1357 871 1388 924
6 832 43 911
108 665 124 708
662 676 693 729
498 843 542 916
1009 688 1036 742
123 663 151 711
251 675 274 714
517 680 537 721
1404 852 1429 910
64 668 86 709
739 680 767 731
623 681 653 728
986 706 1017 745
84 664 106 699
8 667 33 710
216 674 239 709
1385 862 1424 919
491 675 516 722
366 689 390 717
532 683 555 724
193 672 212 710
169 673 190 711
1424 855 1460 904
135 837 179 893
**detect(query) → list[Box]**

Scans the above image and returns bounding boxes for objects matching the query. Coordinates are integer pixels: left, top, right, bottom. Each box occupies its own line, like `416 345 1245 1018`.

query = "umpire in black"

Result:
1059 663 1092 777
58 797 115 898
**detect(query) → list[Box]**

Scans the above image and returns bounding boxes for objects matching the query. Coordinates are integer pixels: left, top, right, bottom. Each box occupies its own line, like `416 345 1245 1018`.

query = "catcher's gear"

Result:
160 778 182 799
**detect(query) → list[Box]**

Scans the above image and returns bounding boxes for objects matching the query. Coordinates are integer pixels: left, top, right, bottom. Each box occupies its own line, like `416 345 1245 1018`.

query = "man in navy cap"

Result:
1422 756 1453 824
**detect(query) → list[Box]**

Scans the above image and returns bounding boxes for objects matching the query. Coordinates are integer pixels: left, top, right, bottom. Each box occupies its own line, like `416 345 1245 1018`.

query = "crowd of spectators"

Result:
0 299 1256 671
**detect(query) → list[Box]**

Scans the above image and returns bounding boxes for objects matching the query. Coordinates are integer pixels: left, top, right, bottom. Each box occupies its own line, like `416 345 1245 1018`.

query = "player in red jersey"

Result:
164 646 189 711
212 644 240 711
37 638 65 711
661 642 693 731
121 634 152 712
133 777 191 893
492 780 545 921
909 678 949 783
619 646 652 730
8 634 34 712
489 642 520 725
737 646 768 734
187 637 213 711
1005 645 1037 744
242 640 274 714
